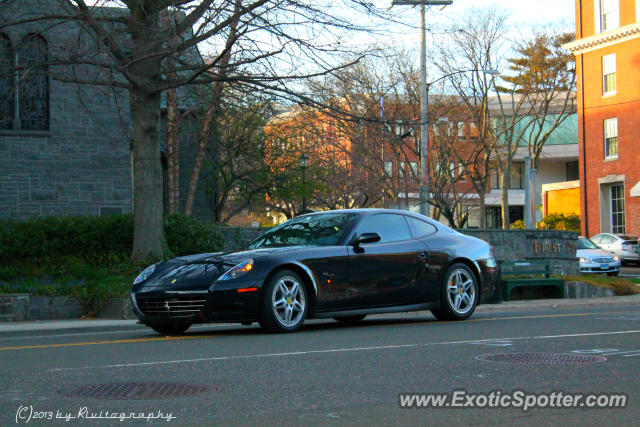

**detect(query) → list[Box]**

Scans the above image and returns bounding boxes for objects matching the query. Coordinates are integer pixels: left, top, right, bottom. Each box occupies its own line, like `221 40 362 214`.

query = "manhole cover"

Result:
61 382 215 399
475 352 607 365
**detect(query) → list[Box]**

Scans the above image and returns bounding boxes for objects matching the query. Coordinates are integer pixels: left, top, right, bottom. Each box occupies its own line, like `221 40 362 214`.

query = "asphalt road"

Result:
2 305 640 426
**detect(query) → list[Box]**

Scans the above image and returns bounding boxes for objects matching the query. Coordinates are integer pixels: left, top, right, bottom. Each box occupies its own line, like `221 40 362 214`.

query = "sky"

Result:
382 0 575 29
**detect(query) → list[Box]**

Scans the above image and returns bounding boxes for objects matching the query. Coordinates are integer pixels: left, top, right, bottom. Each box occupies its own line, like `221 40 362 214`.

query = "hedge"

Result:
0 214 223 266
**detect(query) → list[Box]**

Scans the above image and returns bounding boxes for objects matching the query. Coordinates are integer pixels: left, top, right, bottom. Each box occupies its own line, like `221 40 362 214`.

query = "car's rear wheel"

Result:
259 270 308 333
334 315 366 324
149 321 191 336
431 263 478 321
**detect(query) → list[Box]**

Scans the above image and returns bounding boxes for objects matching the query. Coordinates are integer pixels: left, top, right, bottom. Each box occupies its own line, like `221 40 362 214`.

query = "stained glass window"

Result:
0 33 14 130
18 34 48 131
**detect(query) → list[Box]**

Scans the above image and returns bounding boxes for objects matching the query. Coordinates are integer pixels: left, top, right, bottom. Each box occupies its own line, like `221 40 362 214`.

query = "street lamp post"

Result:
299 153 308 212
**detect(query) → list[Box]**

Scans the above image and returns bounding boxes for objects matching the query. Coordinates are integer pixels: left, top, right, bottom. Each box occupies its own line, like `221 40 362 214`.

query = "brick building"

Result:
564 0 640 237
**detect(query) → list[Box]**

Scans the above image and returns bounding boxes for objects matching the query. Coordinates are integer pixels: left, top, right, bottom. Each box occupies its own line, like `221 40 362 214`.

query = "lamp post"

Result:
299 153 308 212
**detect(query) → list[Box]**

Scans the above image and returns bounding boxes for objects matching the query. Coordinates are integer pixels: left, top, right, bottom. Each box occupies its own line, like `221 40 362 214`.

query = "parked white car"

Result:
590 233 640 265
577 237 621 276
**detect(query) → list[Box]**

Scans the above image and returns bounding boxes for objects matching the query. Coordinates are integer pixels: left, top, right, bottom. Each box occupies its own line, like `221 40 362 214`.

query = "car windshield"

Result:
249 213 359 249
578 237 599 250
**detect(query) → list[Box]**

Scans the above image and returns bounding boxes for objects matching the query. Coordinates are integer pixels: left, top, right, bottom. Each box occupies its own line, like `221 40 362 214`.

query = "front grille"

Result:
136 295 206 318
593 257 614 263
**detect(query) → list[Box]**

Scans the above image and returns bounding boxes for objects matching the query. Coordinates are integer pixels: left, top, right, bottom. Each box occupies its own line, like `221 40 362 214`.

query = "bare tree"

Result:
0 0 389 260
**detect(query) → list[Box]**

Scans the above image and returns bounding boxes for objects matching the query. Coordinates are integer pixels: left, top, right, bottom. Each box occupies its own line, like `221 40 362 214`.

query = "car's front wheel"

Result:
431 263 478 321
259 270 308 333
149 321 191 336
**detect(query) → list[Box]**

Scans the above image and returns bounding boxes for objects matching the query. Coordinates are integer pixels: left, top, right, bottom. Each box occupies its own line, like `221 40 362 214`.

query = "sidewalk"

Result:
1 294 639 334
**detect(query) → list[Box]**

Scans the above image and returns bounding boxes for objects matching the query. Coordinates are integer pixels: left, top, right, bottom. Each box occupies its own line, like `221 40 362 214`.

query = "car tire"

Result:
607 272 619 277
259 269 308 333
149 322 191 336
334 315 366 324
431 263 478 321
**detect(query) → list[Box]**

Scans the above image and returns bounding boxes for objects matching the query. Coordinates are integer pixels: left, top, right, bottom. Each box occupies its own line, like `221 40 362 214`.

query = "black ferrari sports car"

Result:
131 209 499 334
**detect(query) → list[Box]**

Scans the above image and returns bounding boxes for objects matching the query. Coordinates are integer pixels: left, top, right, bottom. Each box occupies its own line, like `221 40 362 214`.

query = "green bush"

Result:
0 214 223 267
510 220 525 230
164 214 224 257
538 213 581 233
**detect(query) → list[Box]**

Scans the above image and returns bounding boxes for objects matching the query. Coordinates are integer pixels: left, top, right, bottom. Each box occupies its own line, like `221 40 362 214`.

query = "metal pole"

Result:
419 4 429 216
524 156 532 228
531 167 537 228
302 166 307 212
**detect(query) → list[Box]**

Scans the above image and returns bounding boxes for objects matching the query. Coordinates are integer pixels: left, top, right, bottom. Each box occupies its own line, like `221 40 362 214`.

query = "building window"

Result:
602 54 616 95
0 33 14 130
384 161 393 177
395 121 404 136
457 121 465 139
458 162 465 181
604 118 618 159
510 162 525 189
598 0 619 33
566 161 579 181
0 33 49 131
611 183 625 234
398 161 405 178
408 161 417 179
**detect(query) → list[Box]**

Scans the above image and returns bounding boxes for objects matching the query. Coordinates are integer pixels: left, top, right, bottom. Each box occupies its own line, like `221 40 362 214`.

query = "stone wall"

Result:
464 229 579 275
217 226 579 275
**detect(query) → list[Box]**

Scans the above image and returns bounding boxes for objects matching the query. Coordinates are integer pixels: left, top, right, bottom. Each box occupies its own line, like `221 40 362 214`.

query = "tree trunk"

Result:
166 86 180 215
131 88 164 262
500 163 511 229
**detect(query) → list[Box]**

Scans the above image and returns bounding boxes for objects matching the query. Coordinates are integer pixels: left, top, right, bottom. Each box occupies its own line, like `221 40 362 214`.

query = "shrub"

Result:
164 214 224 257
0 214 223 267
538 213 581 233
510 220 525 230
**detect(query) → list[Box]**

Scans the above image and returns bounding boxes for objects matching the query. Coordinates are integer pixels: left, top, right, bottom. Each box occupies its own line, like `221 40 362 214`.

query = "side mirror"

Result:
354 232 381 246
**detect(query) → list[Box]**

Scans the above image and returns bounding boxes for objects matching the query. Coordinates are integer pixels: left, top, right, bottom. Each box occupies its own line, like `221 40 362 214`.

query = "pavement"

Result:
1 296 640 426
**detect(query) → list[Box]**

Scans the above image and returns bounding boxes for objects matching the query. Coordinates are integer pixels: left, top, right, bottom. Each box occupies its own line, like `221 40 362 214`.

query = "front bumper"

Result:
131 278 264 324
579 261 621 274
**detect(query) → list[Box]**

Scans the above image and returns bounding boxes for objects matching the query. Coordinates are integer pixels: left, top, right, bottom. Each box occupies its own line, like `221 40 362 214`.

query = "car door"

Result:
345 213 427 308
404 216 441 303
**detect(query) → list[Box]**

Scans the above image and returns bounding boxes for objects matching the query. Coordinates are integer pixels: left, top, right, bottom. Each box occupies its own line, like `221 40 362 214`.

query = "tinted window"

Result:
249 213 358 248
577 238 599 250
357 214 412 243
405 216 437 238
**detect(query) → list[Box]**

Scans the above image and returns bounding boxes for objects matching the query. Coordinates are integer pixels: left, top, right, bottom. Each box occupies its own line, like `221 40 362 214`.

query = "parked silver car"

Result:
577 237 621 276
590 233 640 265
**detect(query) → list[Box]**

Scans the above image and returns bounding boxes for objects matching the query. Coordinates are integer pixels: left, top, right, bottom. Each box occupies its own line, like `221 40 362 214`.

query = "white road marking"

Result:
0 324 233 341
48 329 640 372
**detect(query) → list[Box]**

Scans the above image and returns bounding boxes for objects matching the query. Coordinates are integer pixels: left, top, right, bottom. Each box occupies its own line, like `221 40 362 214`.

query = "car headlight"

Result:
218 259 254 281
133 264 156 285
613 256 620 262
579 257 590 264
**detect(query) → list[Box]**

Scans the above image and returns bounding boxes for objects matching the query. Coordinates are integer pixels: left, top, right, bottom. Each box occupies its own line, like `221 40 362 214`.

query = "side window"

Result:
358 214 411 243
601 235 614 244
591 235 602 244
406 216 437 238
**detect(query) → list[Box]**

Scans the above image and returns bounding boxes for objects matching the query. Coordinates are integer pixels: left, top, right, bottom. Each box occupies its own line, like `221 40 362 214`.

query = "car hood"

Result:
577 248 616 259
134 246 312 290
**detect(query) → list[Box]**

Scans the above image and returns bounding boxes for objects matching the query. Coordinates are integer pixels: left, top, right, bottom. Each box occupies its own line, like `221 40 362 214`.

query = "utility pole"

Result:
392 1 453 217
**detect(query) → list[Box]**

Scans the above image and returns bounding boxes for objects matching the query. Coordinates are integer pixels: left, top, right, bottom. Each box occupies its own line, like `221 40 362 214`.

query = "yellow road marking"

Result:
0 334 210 351
0 311 615 351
